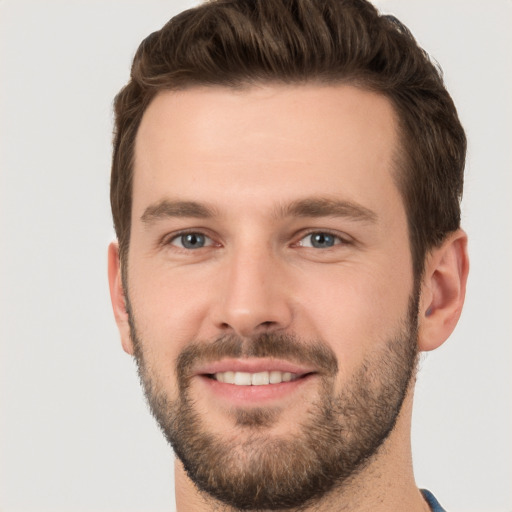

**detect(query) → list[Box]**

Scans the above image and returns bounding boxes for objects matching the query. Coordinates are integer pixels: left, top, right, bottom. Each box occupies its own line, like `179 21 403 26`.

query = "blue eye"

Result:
300 232 340 248
171 233 211 249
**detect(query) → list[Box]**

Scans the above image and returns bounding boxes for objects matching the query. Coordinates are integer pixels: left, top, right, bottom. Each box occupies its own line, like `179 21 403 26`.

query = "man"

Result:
107 0 469 510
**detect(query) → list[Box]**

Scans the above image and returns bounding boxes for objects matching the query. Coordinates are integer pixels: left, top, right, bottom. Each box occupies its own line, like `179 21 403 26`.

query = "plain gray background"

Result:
1 1 511 511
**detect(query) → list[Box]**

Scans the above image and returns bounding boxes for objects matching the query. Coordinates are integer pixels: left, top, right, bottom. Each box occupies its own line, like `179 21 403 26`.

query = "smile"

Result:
211 370 300 385
194 358 317 404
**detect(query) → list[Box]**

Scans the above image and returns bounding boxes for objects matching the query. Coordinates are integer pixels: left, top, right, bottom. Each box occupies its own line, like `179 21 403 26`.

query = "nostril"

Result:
213 302 293 338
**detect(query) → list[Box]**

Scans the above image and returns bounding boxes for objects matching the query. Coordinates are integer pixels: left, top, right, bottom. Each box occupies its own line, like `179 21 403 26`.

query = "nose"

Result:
211 244 294 338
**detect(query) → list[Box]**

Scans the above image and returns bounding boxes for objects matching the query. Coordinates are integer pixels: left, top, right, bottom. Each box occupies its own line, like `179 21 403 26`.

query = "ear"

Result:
418 229 469 352
108 241 135 355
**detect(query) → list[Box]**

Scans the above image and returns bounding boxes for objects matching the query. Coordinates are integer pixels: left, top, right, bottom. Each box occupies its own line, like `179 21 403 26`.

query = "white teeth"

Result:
213 370 299 385
223 371 235 384
269 370 283 384
282 372 293 382
234 372 252 385
251 371 269 386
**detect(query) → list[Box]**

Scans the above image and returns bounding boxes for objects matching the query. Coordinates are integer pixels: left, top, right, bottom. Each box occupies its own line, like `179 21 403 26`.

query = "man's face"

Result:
124 85 418 508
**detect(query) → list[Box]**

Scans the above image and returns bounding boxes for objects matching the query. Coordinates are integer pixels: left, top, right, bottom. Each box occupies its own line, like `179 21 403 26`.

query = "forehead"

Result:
133 84 402 222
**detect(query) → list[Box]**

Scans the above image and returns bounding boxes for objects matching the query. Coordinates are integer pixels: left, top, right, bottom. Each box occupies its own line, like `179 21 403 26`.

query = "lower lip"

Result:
196 374 316 406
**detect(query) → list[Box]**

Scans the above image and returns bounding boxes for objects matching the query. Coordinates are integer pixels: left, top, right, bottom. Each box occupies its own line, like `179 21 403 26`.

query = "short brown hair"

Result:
111 0 466 278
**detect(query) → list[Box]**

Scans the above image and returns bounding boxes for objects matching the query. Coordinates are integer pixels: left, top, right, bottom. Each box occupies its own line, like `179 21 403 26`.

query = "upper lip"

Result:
194 358 317 376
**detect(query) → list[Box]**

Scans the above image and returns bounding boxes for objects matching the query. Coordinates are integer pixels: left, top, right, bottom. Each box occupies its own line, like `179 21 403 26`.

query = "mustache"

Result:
176 332 339 384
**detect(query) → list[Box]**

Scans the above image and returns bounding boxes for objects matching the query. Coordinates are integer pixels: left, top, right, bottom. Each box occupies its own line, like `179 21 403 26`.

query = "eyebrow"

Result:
141 200 217 224
275 197 377 223
140 196 377 225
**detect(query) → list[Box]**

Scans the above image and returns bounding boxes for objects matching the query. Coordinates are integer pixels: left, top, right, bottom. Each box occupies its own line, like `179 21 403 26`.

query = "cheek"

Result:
295 262 413 369
127 263 215 364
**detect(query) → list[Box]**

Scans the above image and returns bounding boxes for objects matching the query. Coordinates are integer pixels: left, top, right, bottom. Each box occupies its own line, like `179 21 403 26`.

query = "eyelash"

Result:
163 230 216 250
162 229 351 252
295 230 350 248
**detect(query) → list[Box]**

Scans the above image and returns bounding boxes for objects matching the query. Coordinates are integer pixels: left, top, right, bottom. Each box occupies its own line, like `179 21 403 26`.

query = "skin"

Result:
108 84 469 511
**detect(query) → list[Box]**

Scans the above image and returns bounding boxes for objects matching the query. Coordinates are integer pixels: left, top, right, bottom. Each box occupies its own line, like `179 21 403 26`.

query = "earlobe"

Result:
418 229 469 352
107 242 135 355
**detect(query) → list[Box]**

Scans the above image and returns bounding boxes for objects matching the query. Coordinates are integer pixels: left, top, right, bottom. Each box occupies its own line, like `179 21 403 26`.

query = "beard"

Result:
128 293 419 511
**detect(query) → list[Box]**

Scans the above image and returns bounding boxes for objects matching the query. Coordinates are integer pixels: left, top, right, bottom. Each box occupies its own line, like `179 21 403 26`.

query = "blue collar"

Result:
421 489 447 512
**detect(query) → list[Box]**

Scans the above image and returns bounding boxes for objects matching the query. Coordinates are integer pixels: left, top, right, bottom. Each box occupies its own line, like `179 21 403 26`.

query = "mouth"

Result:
193 358 318 405
207 370 303 386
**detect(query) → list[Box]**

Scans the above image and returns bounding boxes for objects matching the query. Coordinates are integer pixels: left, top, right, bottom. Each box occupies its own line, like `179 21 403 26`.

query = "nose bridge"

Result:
214 238 292 337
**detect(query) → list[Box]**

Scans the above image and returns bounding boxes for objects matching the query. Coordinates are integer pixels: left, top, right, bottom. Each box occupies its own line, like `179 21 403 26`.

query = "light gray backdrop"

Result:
0 1 510 511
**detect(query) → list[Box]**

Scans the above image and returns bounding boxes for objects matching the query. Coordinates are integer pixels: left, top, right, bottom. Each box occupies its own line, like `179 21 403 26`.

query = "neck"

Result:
174 387 430 512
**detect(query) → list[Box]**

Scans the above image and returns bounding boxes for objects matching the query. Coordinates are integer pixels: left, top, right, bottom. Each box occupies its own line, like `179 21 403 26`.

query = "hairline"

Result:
120 79 425 281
